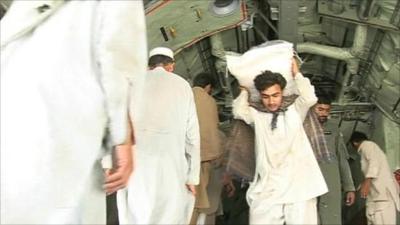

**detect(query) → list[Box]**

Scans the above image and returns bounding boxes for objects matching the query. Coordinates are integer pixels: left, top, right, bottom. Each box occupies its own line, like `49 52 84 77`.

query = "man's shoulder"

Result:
192 87 203 98
361 140 377 147
148 69 191 88
168 72 191 87
192 87 213 98
166 73 195 99
360 140 382 153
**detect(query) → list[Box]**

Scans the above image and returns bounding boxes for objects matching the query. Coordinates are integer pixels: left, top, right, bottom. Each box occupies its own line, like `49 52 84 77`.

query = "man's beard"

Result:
318 116 328 124
267 104 279 112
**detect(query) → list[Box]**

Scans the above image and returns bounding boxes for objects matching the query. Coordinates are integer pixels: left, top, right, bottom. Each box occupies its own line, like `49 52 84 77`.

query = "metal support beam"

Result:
257 11 278 34
278 0 299 45
253 26 268 42
390 0 400 29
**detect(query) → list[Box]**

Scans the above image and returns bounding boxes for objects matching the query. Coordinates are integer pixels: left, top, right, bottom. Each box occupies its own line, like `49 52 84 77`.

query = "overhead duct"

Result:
297 25 368 104
318 0 399 31
357 0 376 21
327 0 345 14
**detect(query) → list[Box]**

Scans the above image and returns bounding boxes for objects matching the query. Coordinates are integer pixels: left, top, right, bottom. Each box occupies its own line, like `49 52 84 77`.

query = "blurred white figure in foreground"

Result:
0 1 147 224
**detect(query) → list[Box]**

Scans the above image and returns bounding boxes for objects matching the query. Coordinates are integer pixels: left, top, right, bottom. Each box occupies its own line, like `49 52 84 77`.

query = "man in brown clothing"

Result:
190 73 224 225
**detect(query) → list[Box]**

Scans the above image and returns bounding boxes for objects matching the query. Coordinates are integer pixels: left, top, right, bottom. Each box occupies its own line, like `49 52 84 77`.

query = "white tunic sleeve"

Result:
360 142 381 178
232 90 255 124
95 1 147 146
185 91 201 185
293 73 318 121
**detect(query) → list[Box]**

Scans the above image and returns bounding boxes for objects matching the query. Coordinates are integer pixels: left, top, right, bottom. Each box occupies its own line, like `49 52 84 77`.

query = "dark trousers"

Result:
221 179 249 225
106 193 119 225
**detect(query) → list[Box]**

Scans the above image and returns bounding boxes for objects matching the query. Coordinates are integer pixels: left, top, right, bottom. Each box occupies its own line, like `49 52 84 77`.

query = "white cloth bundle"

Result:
226 40 297 102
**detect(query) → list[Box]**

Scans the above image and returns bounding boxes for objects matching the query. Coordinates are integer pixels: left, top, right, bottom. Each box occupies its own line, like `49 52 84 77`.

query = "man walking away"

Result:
118 47 201 225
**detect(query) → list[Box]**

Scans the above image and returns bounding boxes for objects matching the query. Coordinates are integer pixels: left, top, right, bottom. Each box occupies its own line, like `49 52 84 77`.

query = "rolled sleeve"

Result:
360 142 380 178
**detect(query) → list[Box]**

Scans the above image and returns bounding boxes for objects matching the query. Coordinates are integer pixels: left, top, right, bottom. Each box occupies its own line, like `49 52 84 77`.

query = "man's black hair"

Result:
254 70 287 92
193 72 217 88
349 131 368 143
148 55 174 67
316 93 333 105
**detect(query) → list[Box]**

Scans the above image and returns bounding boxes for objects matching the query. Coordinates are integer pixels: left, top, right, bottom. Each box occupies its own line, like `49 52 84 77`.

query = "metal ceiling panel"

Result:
145 0 247 53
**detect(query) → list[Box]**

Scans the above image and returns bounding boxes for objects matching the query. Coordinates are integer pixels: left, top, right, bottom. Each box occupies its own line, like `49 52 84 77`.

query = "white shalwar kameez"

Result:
1 1 147 224
118 67 201 224
233 73 328 225
357 141 400 225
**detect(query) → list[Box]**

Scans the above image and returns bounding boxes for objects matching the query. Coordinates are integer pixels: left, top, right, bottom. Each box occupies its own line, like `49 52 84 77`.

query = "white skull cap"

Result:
149 47 174 60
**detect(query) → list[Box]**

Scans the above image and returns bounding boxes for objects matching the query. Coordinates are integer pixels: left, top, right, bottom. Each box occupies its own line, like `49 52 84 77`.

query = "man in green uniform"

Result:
305 95 356 225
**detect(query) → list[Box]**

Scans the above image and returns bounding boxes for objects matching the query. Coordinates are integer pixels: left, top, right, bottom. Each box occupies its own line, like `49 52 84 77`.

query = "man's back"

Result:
136 67 193 134
118 66 200 224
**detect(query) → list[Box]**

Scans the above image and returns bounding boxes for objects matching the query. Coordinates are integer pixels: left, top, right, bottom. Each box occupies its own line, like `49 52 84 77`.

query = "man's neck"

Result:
194 86 210 95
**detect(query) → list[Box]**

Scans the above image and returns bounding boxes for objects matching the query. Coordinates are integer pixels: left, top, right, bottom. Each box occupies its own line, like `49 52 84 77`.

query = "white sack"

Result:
226 40 297 102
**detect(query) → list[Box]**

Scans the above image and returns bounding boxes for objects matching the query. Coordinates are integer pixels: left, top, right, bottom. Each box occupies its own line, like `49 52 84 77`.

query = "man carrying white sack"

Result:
1 1 147 224
232 59 327 225
117 47 201 225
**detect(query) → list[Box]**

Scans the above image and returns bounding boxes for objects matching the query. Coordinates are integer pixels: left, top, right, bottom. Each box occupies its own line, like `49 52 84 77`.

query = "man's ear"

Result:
164 63 174 72
205 84 212 94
